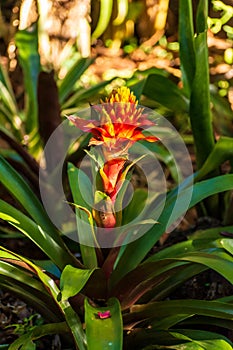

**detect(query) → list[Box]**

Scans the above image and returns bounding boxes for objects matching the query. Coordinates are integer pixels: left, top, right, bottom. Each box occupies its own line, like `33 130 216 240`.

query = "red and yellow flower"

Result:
68 87 158 158
68 87 159 229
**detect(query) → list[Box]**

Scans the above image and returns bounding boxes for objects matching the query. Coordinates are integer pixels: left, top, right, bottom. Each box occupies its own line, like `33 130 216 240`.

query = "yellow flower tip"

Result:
105 86 138 104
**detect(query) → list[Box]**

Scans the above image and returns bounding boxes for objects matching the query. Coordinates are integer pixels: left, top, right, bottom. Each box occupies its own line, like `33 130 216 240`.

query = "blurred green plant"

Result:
128 0 233 219
5 314 44 337
0 21 112 161
208 0 233 39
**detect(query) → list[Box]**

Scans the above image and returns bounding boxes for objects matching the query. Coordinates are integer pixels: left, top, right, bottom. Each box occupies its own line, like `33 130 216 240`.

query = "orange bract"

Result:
67 87 159 229
100 158 126 200
68 87 158 157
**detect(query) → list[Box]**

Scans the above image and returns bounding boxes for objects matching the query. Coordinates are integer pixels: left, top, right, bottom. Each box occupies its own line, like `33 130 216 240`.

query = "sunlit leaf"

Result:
8 322 68 350
111 174 233 286
15 23 40 133
142 74 189 113
59 57 94 104
0 200 78 270
125 299 233 325
85 297 123 350
179 0 195 96
91 0 113 40
60 265 97 300
68 163 98 268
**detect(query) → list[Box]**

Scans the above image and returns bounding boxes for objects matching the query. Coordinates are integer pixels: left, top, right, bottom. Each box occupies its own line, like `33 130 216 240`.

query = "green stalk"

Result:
189 0 215 169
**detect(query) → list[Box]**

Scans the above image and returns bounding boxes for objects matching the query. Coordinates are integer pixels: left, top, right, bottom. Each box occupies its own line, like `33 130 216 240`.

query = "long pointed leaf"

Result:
15 23 40 133
195 136 233 181
124 299 233 325
60 265 97 300
142 74 189 113
178 0 195 96
0 277 61 322
111 174 233 286
58 57 94 104
0 155 57 237
91 0 113 40
189 0 215 168
0 157 78 267
9 322 68 350
0 200 78 269
0 247 87 350
0 61 17 105
68 163 98 268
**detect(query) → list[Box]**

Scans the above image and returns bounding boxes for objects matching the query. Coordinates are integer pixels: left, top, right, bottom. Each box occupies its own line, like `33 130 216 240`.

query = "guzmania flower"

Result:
99 158 126 201
68 87 158 158
68 87 159 229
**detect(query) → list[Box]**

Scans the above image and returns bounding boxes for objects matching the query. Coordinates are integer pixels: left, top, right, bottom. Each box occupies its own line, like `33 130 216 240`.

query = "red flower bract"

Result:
67 87 159 229
100 158 126 200
68 94 158 158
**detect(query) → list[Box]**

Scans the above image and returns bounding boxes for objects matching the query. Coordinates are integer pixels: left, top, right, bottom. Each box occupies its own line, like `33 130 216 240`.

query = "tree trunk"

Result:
18 0 91 69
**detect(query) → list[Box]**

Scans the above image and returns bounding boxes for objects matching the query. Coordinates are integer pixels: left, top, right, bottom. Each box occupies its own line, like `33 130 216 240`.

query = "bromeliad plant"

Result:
67 87 158 233
1 86 233 349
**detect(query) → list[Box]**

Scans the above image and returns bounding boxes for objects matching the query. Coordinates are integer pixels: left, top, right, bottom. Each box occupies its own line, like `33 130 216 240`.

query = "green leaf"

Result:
0 61 17 103
113 0 128 25
189 2 215 169
177 328 233 344
170 330 233 350
0 258 48 295
122 188 147 225
124 328 232 350
142 74 189 113
0 277 60 322
124 299 233 325
137 140 182 183
21 340 36 350
124 329 187 349
127 68 168 101
61 79 114 109
140 264 206 303
0 200 77 269
15 23 40 133
196 0 208 34
68 162 93 211
152 314 192 331
114 154 147 225
181 315 233 333
145 233 232 262
0 158 78 267
220 238 233 256
91 0 113 40
190 225 233 240
111 260 190 309
178 0 195 95
60 265 97 300
68 163 98 268
210 85 233 137
85 297 123 350
195 136 233 181
59 57 94 104
0 247 86 350
178 251 233 284
0 156 57 239
111 174 233 286
8 322 68 350
0 80 18 116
